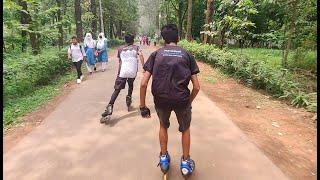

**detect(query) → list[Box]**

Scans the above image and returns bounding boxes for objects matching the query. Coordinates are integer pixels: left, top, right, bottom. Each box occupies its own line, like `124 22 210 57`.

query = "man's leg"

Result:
74 61 81 79
182 128 190 159
108 89 121 105
78 60 83 78
127 78 135 97
175 105 192 160
86 62 93 73
155 106 171 155
159 123 168 155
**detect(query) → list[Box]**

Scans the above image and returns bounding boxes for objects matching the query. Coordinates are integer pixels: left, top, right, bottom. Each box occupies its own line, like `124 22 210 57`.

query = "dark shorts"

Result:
155 104 192 132
114 77 135 90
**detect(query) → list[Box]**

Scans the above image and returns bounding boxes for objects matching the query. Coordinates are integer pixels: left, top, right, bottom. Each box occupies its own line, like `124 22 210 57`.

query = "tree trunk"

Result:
220 28 226 49
283 27 292 68
56 0 63 49
98 0 104 34
18 0 28 52
156 10 160 34
283 0 297 68
203 0 214 44
186 0 193 41
109 20 114 39
177 1 183 38
90 0 98 38
74 0 83 41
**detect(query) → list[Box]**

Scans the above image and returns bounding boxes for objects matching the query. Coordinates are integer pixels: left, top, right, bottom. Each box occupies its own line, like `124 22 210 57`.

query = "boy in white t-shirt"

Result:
101 34 144 120
67 36 87 84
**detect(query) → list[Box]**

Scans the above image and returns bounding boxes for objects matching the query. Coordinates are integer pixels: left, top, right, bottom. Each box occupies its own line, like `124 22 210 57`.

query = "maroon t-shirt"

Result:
143 45 200 108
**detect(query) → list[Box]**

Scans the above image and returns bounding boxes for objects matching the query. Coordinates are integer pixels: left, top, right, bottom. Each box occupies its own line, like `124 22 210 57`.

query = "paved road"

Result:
3 45 288 180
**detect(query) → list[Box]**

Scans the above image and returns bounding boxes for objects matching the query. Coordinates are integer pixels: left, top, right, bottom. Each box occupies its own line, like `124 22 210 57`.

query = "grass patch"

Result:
3 71 75 128
228 48 317 72
205 77 216 84
179 40 317 112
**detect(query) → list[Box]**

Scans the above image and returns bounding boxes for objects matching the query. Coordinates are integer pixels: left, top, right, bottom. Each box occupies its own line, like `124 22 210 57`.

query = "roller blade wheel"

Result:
100 115 111 124
181 161 195 179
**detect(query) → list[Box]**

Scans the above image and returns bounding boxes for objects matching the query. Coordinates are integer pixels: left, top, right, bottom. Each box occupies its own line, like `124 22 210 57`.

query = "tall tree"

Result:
90 0 98 38
56 0 63 49
203 0 213 44
18 0 28 52
74 0 83 41
186 0 193 41
98 0 104 34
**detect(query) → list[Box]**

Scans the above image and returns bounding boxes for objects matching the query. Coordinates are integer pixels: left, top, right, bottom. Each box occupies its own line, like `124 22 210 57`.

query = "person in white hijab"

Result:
84 33 96 74
96 32 108 72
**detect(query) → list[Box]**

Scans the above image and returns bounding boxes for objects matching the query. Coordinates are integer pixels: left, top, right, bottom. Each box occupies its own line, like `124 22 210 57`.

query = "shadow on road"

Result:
108 109 139 127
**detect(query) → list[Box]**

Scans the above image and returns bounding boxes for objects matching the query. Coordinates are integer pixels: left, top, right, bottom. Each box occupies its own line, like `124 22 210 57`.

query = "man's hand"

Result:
140 106 151 118
140 71 151 112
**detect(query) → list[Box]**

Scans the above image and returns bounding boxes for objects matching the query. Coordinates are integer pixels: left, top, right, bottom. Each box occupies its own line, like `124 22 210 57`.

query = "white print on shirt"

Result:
162 50 183 58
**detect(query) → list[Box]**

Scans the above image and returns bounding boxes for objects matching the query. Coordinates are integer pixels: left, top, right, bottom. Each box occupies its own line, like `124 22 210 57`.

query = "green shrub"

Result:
178 40 316 111
3 48 72 105
108 38 125 47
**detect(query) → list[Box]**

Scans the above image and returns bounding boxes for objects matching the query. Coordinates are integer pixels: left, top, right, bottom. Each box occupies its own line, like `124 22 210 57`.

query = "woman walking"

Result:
96 33 108 72
84 33 96 75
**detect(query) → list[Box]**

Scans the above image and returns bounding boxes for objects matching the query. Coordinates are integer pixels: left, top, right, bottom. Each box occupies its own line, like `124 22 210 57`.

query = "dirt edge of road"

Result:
197 61 317 180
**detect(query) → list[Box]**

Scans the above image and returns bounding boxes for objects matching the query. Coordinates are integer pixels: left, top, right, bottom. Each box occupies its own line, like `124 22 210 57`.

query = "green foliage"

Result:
179 40 316 111
108 38 125 47
3 47 72 104
3 71 75 127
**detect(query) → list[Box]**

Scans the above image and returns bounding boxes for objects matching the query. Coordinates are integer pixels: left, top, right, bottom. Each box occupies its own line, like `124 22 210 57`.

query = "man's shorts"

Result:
155 104 192 132
114 77 135 90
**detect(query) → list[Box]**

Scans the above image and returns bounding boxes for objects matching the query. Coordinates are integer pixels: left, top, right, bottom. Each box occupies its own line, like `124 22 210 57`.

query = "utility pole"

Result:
99 0 104 34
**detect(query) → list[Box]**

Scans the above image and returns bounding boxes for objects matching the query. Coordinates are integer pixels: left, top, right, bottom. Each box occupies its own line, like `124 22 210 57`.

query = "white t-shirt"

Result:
68 44 86 62
117 45 139 78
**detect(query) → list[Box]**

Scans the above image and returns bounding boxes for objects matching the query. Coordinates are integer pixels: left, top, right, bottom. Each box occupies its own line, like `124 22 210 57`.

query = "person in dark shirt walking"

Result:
139 24 200 177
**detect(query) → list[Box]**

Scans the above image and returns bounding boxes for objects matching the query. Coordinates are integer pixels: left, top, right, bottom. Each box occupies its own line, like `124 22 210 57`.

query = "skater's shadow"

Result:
108 108 139 127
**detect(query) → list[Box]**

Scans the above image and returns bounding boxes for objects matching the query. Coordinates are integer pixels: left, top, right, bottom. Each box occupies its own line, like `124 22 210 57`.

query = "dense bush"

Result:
178 40 316 111
3 48 72 105
108 38 125 47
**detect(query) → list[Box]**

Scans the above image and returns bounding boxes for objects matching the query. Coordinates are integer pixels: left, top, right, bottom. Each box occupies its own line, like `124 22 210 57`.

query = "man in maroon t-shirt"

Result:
139 24 200 177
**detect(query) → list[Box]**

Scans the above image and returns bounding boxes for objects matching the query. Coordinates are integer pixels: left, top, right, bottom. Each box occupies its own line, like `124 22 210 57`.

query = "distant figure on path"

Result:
96 33 108 72
139 24 200 177
68 36 86 84
84 33 96 75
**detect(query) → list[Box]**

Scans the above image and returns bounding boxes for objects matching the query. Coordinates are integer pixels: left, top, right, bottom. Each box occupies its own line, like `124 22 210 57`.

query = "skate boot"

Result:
180 156 195 178
126 95 132 111
100 104 113 123
157 151 170 174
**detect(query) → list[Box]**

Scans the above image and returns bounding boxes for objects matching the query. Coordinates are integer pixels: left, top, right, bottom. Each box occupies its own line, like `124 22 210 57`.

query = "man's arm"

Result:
140 71 151 110
137 49 145 67
189 74 200 104
67 47 71 59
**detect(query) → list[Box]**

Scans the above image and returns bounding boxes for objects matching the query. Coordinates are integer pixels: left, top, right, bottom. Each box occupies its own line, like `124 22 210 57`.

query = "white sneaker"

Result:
80 75 84 80
77 79 81 84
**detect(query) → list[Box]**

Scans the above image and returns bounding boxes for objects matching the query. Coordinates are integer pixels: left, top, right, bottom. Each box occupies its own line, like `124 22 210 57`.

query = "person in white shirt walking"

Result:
67 36 86 84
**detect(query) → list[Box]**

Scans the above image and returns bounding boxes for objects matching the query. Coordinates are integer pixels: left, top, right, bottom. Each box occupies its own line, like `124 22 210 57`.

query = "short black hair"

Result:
161 24 179 44
124 34 135 44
